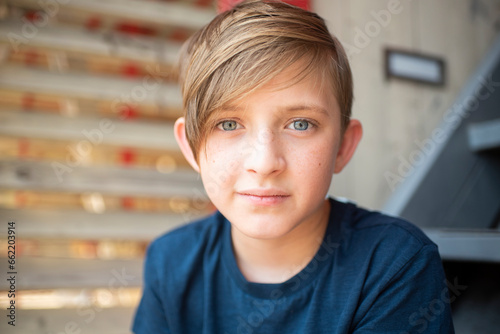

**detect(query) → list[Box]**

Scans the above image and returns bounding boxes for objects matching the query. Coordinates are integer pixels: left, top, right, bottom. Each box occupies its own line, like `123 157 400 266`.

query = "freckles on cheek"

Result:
202 145 241 189
294 150 322 176
306 146 336 175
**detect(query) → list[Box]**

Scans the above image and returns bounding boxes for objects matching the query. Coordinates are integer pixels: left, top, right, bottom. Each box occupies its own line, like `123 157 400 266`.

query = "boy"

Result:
133 1 454 333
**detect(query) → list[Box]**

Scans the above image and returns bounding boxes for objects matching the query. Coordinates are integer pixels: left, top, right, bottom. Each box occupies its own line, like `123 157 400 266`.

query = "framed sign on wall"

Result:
385 48 446 86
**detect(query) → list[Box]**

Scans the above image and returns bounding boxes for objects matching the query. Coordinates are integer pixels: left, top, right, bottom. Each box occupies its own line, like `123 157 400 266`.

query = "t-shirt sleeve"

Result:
352 244 455 334
132 240 170 334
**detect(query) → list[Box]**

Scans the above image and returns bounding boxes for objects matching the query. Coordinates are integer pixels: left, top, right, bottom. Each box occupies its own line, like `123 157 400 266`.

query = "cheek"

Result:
199 142 241 198
290 140 338 179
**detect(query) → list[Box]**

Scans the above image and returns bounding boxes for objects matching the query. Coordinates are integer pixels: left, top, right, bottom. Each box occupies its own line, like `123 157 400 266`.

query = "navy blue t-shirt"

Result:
132 198 454 333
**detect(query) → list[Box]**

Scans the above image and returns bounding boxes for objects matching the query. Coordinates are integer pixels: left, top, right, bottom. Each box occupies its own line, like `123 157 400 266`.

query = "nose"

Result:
243 128 286 176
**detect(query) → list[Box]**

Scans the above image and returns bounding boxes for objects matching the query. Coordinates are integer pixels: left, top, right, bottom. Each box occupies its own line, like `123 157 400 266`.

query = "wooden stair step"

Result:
0 306 136 333
0 160 204 197
0 110 179 150
0 66 182 111
0 256 143 290
7 0 215 33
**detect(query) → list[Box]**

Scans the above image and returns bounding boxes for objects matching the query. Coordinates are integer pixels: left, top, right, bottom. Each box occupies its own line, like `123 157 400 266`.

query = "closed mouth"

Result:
237 189 290 197
236 190 291 205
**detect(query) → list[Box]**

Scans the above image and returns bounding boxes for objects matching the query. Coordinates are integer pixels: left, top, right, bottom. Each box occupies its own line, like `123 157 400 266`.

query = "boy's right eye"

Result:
217 120 240 131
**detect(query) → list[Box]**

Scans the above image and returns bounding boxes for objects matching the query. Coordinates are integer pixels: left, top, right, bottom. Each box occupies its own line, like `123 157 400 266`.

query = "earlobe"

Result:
174 117 200 173
334 119 363 174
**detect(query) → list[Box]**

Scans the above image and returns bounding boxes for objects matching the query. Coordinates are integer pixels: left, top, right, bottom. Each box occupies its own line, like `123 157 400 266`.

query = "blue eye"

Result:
292 120 309 131
219 120 239 131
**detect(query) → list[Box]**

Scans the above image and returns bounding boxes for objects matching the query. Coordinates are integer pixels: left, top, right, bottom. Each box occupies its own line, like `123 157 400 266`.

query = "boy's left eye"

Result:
288 120 310 131
218 120 240 131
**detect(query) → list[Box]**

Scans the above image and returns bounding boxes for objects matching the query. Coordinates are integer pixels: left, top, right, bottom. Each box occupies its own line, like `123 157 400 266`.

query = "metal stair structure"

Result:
0 1 215 332
383 35 500 333
383 35 500 262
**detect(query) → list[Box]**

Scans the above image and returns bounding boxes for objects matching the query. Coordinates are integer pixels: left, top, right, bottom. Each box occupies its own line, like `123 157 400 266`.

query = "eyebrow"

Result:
220 104 329 116
280 105 329 116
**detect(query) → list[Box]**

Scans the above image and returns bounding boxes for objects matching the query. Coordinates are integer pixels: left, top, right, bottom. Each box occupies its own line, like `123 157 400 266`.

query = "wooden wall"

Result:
0 0 216 332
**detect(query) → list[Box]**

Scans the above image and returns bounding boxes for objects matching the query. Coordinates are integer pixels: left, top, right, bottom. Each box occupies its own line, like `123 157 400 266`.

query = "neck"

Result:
231 200 330 283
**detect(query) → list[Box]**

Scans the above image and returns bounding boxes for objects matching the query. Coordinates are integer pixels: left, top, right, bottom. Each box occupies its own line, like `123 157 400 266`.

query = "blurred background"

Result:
0 0 498 333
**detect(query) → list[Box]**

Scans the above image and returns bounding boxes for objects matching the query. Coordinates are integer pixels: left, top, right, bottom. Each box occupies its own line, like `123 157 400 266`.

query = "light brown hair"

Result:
178 0 353 160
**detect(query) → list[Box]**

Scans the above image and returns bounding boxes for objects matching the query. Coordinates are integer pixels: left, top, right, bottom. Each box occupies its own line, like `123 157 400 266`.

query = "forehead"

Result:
221 62 339 116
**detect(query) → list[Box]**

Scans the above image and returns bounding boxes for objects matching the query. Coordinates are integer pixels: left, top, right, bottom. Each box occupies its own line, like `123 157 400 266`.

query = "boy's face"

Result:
175 64 362 241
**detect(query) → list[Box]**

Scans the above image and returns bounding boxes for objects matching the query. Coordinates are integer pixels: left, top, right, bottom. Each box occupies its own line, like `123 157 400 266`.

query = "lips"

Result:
236 189 290 206
238 188 289 196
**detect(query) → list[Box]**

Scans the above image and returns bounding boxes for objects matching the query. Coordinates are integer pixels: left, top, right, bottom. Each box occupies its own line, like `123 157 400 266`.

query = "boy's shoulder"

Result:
340 198 433 245
334 197 437 266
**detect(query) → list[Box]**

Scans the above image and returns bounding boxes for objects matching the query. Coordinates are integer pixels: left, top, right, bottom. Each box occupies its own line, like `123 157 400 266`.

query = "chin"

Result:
232 217 296 240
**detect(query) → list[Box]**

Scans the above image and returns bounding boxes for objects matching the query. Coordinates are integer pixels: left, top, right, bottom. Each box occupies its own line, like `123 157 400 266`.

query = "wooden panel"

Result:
0 1 213 333
0 238 147 259
0 20 180 80
0 287 141 309
0 189 212 214
0 111 179 150
0 160 205 197
0 66 182 109
0 20 182 64
0 89 178 121
0 307 136 334
0 135 189 170
0 257 143 290
0 207 204 240
7 0 215 31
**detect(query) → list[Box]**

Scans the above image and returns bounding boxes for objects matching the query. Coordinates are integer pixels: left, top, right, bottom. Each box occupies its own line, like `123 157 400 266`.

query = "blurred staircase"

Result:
383 35 500 333
0 1 215 333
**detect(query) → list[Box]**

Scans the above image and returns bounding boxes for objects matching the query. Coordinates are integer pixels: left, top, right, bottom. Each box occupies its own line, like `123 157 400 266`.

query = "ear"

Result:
334 119 363 173
174 117 200 173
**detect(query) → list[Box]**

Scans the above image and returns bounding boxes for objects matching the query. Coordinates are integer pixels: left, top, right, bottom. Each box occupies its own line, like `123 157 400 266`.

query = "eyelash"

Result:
216 120 242 131
215 118 317 132
286 119 315 131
